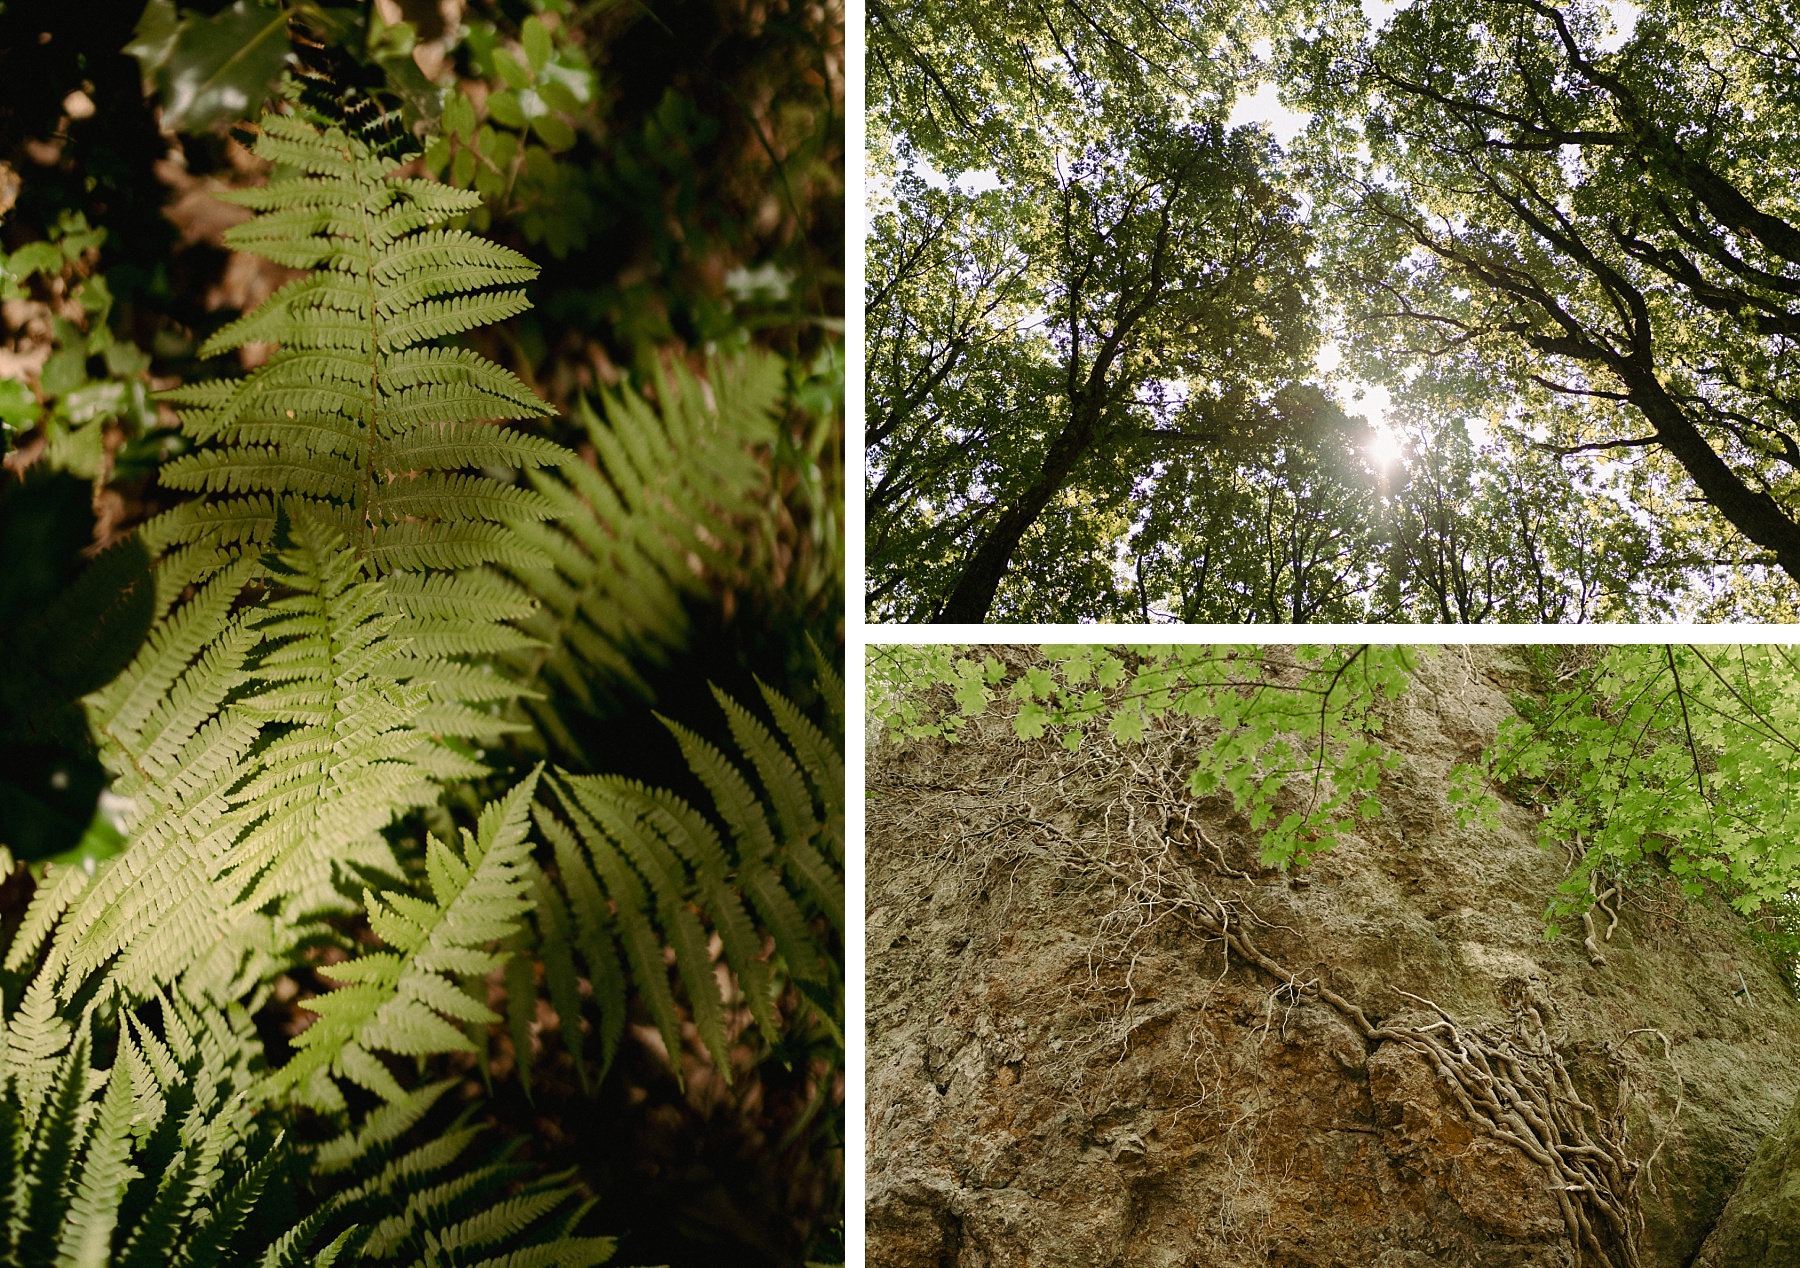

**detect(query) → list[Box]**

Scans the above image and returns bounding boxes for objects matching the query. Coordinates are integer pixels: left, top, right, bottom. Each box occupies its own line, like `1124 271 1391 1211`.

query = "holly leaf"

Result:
154 1 292 133
123 0 183 78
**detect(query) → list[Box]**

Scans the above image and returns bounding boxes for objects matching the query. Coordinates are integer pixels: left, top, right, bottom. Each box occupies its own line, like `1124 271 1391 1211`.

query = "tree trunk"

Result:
935 471 1067 622
934 414 1098 623
1613 358 1800 581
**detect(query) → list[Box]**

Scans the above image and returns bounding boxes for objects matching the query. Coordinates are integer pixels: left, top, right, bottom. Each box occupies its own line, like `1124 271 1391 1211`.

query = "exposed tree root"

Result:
923 715 1680 1268
1583 860 1622 966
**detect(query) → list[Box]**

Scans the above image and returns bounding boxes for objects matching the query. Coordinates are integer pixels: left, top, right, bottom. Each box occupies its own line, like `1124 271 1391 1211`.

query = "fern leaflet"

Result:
273 770 542 1105
505 350 786 754
523 669 843 1088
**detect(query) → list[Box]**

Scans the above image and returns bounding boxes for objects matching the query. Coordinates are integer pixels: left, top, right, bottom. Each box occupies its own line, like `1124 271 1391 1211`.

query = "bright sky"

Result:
912 159 1002 196
1221 43 1401 460
1316 341 1402 465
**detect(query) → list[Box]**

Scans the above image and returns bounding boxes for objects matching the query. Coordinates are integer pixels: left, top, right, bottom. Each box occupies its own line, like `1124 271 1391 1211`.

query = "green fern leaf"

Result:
3 863 89 976
530 806 627 1082
808 637 843 726
503 946 537 1101
172 1127 286 1268
52 1057 139 1268
526 673 843 1089
274 771 541 1103
15 1031 90 1266
7 976 74 1121
147 113 568 671
760 675 844 861
504 351 785 750
527 866 588 1094
712 683 819 853
0 988 312 1268
315 1086 613 1267
61 517 501 1000
658 714 779 862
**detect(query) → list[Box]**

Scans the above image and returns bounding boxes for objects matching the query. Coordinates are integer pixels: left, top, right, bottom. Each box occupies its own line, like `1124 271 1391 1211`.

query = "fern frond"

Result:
504 350 785 750
59 516 525 1001
523 674 843 1090
526 865 588 1094
761 674 844 862
16 1031 93 1266
3 863 89 976
319 1107 614 1267
54 1058 140 1268
713 685 818 849
503 945 538 1100
151 111 566 594
380 290 533 350
7 975 74 1119
530 806 627 1083
273 771 542 1103
0 991 304 1267
540 778 694 1081
0 882 612 1268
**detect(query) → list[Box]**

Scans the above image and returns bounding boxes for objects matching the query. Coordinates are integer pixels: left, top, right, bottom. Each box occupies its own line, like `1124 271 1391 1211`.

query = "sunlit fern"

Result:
52 105 572 1003
271 770 542 1110
59 516 511 1004
149 111 566 592
139 107 564 796
4 83 835 1265
503 349 787 759
520 651 843 1091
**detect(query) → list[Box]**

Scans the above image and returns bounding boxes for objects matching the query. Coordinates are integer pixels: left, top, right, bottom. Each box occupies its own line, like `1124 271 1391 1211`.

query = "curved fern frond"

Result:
523 673 843 1090
312 1079 613 1267
504 351 786 753
273 770 542 1105
0 957 610 1266
0 994 309 1268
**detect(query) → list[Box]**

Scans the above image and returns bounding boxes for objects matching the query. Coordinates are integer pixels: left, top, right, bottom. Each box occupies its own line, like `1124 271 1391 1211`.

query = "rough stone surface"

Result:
865 647 1800 1267
1693 1092 1800 1267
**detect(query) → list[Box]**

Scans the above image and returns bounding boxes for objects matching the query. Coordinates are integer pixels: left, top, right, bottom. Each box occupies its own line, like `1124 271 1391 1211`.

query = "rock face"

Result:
865 647 1800 1268
1693 1093 1800 1267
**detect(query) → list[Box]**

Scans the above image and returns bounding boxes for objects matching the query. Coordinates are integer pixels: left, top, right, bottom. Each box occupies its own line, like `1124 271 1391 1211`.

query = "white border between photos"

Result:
843 0 867 1258
859 623 1800 644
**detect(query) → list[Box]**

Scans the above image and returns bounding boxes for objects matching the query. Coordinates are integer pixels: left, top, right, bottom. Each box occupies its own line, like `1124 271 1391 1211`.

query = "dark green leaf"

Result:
155 1 292 133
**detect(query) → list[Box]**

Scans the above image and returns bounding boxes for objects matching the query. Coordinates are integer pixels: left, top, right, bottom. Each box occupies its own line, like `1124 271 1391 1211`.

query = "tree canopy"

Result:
868 0 1800 621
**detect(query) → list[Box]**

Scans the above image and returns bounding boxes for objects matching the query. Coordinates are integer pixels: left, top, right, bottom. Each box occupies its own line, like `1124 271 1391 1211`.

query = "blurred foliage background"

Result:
0 0 843 1261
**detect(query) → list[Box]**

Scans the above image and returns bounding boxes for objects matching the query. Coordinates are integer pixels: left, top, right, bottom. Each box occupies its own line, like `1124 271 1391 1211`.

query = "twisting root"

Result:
1119 863 1653 1268
1583 866 1621 966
